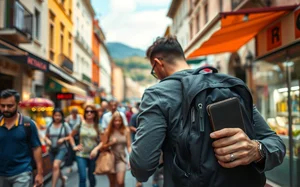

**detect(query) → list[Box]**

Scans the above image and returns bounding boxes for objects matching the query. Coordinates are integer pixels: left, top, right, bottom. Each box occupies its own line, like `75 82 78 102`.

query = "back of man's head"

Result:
0 89 20 103
146 36 185 64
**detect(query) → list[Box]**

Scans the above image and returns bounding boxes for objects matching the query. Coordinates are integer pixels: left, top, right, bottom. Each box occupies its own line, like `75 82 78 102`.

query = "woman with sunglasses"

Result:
69 105 100 187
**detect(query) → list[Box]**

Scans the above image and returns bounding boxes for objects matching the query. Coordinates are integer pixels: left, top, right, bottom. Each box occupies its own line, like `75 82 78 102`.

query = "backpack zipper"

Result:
191 107 195 123
198 103 204 132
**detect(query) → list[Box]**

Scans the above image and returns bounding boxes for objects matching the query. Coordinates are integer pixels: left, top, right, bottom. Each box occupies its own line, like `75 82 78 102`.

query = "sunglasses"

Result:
85 110 95 114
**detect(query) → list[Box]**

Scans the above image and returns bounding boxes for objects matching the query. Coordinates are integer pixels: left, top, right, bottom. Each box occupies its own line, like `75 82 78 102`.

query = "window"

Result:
34 9 40 40
204 3 208 24
60 23 64 54
76 54 79 72
49 24 54 60
189 20 193 40
196 11 200 33
49 11 55 61
68 32 72 58
219 0 223 12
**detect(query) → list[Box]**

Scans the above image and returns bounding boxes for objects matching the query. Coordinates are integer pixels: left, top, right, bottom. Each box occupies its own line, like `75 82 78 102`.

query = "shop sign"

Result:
27 56 48 72
267 22 282 51
295 9 300 39
56 93 74 100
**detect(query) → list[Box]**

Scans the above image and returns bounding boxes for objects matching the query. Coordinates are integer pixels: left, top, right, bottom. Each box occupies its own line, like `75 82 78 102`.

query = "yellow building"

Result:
48 0 73 70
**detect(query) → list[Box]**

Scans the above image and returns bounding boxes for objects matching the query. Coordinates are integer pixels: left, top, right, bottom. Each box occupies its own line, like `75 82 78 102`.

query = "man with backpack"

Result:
0 89 43 187
129 36 286 187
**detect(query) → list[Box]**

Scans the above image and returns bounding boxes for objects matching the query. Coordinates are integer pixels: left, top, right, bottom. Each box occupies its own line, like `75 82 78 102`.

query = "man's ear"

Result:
154 58 163 66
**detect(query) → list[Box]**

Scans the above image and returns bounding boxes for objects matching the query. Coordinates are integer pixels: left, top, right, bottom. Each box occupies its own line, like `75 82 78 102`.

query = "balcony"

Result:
0 0 33 43
58 53 73 73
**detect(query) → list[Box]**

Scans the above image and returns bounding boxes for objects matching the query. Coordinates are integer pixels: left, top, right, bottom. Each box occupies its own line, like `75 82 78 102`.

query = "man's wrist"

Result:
37 168 43 175
253 140 265 163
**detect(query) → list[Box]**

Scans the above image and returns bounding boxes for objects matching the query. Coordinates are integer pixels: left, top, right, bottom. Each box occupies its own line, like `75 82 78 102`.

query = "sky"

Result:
91 0 172 50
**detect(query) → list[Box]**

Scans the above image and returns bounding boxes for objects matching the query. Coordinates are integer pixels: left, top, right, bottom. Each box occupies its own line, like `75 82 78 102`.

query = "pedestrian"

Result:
129 102 143 187
0 89 44 187
66 108 83 130
125 104 134 124
97 107 104 133
102 99 128 131
129 102 141 142
129 36 286 187
69 105 100 187
65 108 83 173
44 108 71 187
92 111 131 187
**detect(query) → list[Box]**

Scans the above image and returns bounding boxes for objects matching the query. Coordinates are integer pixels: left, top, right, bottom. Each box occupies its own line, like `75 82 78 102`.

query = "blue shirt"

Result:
0 115 41 176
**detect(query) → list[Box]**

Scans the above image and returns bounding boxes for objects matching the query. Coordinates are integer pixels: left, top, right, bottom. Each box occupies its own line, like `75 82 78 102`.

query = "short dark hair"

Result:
52 108 65 123
146 35 185 64
109 98 118 105
0 89 20 103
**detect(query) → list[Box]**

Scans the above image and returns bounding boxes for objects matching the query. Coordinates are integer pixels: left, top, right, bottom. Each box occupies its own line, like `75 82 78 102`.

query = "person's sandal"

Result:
61 175 68 187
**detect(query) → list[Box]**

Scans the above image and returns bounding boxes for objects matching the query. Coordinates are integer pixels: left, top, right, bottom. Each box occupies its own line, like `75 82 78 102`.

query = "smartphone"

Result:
206 97 245 132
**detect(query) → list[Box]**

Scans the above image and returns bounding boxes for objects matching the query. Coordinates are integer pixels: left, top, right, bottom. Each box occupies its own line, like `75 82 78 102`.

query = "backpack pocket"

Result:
171 154 190 187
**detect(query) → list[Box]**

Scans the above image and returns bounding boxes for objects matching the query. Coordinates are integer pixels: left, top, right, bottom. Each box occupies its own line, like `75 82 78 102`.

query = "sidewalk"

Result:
265 180 281 187
44 164 162 187
44 164 277 187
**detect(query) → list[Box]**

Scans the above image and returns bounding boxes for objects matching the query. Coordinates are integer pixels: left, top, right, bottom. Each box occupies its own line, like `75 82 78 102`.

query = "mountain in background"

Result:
114 56 153 86
106 42 145 59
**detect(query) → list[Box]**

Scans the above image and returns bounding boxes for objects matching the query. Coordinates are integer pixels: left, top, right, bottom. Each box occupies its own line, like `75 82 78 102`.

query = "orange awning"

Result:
188 5 298 58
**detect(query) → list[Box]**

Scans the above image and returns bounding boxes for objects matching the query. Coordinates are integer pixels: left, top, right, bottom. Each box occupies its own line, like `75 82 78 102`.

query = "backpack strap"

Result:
62 122 70 148
46 122 53 138
23 116 32 146
192 66 218 75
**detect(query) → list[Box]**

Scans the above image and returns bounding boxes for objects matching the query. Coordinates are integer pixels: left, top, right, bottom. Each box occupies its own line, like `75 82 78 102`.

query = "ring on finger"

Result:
230 153 235 162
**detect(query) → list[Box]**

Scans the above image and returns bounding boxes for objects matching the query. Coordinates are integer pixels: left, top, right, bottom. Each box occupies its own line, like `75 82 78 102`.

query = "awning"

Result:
0 39 49 72
46 77 87 97
188 5 299 58
187 57 207 64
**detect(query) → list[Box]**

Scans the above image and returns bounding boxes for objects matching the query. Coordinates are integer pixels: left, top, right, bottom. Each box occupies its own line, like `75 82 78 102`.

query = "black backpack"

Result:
22 116 37 170
163 66 266 187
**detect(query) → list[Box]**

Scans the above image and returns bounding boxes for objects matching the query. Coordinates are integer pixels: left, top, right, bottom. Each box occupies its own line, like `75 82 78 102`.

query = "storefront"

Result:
0 39 57 179
0 39 49 100
45 74 87 114
254 7 300 187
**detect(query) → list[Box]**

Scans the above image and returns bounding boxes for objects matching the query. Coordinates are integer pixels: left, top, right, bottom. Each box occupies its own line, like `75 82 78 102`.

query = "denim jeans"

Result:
76 156 96 187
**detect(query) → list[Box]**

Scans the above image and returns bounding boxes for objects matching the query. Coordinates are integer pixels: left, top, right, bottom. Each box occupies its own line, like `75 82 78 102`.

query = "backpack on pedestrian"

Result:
46 122 69 155
162 66 265 187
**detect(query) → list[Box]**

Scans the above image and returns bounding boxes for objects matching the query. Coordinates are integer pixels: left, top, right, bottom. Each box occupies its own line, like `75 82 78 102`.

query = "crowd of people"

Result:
0 88 151 187
42 99 148 187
